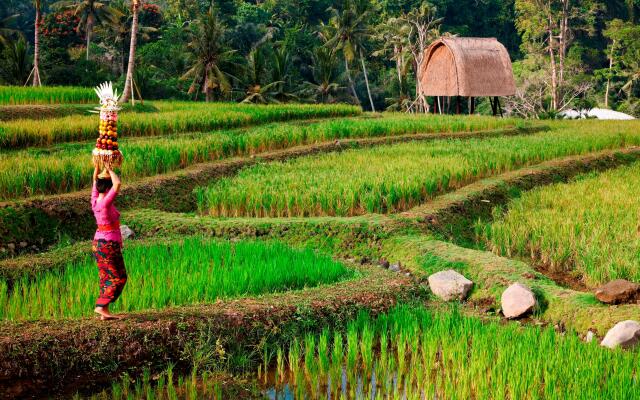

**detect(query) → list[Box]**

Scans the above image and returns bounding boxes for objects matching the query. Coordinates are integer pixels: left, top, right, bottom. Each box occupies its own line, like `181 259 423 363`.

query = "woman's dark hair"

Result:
96 178 113 194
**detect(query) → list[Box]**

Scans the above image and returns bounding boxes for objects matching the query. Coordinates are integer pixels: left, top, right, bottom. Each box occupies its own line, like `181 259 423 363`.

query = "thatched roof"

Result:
420 37 516 97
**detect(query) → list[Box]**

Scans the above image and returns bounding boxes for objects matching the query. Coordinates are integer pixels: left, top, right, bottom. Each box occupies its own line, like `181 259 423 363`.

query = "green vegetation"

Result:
0 114 520 200
0 237 354 320
482 161 640 286
0 86 96 105
0 102 361 149
195 120 640 217
83 305 640 400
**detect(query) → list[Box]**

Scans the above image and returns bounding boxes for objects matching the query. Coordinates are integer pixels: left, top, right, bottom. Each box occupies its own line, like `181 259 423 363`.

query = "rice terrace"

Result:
1 0 640 399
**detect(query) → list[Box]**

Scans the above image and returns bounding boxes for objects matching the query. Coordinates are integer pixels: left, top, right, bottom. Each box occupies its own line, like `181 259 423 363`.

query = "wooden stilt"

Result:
496 96 503 118
470 97 475 114
456 96 461 114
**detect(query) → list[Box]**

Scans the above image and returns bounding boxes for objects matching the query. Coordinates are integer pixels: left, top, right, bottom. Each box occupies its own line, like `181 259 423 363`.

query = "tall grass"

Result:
0 102 361 149
195 120 640 217
0 238 354 320
82 305 640 399
482 161 640 285
0 85 96 105
0 115 522 200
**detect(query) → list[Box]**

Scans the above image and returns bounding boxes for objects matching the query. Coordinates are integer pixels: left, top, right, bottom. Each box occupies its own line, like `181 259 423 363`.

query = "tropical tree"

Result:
303 46 344 103
53 0 121 60
324 0 376 111
120 0 141 104
269 43 298 102
2 37 31 84
242 44 282 104
182 6 236 102
31 0 43 86
0 13 20 47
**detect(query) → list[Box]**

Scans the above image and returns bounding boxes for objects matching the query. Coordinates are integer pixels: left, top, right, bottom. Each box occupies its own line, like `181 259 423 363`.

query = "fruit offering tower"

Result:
92 82 122 174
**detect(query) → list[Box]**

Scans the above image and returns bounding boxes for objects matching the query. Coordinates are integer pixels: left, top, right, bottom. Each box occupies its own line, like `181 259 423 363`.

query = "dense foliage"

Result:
1 0 638 116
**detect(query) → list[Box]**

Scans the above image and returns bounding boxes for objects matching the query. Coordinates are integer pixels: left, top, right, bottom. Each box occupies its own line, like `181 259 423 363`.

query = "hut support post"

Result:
456 96 461 114
495 96 503 118
490 97 497 116
469 97 475 115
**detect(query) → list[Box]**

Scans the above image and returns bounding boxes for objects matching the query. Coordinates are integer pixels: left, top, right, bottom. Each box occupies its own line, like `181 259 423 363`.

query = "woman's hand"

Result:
106 167 122 193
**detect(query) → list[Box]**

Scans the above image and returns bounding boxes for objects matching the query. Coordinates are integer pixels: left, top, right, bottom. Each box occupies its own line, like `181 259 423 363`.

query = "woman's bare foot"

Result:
94 306 121 320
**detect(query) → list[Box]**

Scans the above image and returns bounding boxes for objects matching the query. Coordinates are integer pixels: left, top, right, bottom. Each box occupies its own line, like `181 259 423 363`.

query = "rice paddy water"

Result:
76 305 640 399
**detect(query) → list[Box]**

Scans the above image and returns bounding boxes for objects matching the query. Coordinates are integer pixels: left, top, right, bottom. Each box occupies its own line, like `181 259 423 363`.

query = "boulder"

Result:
601 320 640 349
120 225 135 240
389 264 401 273
501 283 537 319
594 279 640 304
428 270 474 301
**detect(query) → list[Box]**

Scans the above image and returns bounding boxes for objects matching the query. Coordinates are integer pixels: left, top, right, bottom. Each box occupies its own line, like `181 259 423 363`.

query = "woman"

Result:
91 166 127 320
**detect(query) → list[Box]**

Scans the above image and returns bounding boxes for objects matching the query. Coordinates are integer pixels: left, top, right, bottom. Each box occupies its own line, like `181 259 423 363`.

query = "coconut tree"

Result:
242 44 283 104
182 6 237 102
325 0 376 111
53 0 120 60
303 46 344 103
31 0 43 86
3 37 31 85
0 13 20 47
120 0 140 104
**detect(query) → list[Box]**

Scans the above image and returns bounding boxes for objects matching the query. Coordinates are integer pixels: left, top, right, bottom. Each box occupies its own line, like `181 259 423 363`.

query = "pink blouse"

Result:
91 182 122 243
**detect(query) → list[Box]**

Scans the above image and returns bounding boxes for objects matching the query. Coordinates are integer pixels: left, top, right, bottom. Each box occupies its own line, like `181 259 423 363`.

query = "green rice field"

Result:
195 120 640 217
483 161 640 286
82 305 640 400
0 114 522 200
0 237 354 320
0 102 361 149
0 85 96 105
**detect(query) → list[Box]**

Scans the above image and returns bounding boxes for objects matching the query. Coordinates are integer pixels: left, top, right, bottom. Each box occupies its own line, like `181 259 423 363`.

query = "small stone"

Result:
601 320 640 349
379 259 390 269
594 279 640 304
0 247 6 253
7 243 15 251
585 331 595 343
120 225 135 240
19 241 27 248
389 264 401 272
405 272 411 276
501 282 537 319
428 270 474 301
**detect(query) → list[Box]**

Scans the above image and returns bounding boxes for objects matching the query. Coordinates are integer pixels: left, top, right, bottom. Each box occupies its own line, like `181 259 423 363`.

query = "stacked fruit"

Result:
92 82 123 170
96 111 119 151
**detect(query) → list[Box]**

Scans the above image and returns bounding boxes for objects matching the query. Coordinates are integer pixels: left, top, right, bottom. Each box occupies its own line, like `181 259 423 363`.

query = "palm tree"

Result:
242 45 282 104
182 6 237 102
32 0 43 86
3 37 31 85
53 0 120 60
120 0 140 104
304 46 344 103
270 43 298 102
325 0 376 111
0 13 20 47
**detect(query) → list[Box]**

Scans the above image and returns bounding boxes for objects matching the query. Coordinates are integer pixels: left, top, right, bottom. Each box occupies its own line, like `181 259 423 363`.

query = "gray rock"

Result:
120 225 135 240
19 241 27 248
601 320 640 349
428 270 474 301
7 243 15 251
501 282 537 319
389 264 401 272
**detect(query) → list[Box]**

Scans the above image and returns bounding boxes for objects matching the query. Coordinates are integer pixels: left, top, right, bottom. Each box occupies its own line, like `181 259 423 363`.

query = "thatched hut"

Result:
420 37 515 115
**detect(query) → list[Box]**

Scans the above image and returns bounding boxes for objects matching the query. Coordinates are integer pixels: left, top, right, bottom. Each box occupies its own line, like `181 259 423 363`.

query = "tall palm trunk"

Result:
85 15 94 60
359 48 375 112
32 2 42 86
344 57 360 105
121 0 141 104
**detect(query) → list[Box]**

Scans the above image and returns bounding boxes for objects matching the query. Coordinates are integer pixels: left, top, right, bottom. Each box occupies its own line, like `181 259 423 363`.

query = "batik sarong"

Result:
92 239 127 307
